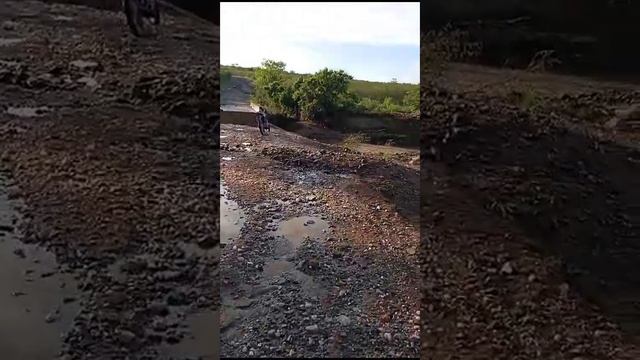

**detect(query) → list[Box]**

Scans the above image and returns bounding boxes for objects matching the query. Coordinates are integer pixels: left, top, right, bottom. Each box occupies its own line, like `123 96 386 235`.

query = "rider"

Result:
256 107 270 133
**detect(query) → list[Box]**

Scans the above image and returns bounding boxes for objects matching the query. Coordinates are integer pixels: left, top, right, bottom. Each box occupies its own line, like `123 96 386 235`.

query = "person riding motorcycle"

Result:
123 0 160 37
256 107 270 135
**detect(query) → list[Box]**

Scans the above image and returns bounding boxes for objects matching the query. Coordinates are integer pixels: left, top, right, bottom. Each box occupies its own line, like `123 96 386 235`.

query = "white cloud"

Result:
221 2 419 46
220 2 420 81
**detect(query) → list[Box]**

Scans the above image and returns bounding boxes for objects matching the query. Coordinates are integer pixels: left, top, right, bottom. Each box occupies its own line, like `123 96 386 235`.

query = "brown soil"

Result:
219 124 420 357
0 1 218 358
423 63 640 359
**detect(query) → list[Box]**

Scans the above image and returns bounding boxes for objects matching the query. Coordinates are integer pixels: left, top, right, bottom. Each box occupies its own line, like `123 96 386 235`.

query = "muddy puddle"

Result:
272 216 329 250
0 174 80 360
220 181 245 246
157 310 219 360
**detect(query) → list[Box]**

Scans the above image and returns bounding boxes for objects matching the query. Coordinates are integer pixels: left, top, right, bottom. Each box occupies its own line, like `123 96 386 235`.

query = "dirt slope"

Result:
422 63 640 359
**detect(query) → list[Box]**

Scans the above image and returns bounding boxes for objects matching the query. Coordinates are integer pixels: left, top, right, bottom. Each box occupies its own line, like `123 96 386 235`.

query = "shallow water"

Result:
0 174 80 360
272 216 329 250
220 182 245 245
160 310 219 360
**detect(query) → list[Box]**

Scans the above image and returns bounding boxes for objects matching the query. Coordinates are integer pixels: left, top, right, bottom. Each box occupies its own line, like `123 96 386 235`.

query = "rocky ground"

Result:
422 63 640 359
0 1 218 359
219 123 420 357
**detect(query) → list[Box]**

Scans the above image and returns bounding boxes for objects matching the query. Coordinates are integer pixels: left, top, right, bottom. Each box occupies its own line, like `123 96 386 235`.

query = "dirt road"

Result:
0 1 218 359
221 75 253 110
219 122 420 357
423 63 640 359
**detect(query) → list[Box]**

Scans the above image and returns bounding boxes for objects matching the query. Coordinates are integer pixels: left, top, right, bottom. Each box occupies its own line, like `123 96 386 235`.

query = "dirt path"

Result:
220 75 253 111
219 123 420 357
423 64 640 359
0 1 218 359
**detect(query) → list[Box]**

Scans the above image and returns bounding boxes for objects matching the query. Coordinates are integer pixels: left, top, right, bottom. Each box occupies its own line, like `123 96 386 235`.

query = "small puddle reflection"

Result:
160 311 219 360
0 174 80 360
272 216 329 249
220 182 245 245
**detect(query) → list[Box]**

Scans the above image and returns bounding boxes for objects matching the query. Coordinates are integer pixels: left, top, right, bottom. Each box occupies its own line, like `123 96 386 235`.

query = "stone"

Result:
337 315 351 326
305 324 319 333
500 261 514 275
166 290 188 306
148 301 169 316
2 21 17 31
70 60 101 72
45 310 59 323
118 330 136 344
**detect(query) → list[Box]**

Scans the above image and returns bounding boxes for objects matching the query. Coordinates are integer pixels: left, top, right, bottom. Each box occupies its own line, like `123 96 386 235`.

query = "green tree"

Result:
402 87 420 111
253 60 287 110
293 68 354 121
252 61 360 121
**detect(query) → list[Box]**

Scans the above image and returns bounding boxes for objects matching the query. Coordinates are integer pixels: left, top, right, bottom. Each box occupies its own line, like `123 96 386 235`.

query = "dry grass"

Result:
342 133 370 150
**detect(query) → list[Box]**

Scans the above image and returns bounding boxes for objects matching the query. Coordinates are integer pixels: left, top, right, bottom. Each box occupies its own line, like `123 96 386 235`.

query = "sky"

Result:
220 2 420 84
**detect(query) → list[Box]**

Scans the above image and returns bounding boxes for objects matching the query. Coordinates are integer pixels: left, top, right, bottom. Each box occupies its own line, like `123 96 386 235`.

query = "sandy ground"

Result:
423 62 640 359
0 1 218 359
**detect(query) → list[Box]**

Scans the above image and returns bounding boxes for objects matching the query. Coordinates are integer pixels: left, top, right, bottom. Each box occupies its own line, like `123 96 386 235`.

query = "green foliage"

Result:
252 60 358 122
221 64 419 114
221 65 255 79
253 60 287 111
221 70 231 87
347 80 416 103
403 87 420 109
293 68 354 120
355 89 419 114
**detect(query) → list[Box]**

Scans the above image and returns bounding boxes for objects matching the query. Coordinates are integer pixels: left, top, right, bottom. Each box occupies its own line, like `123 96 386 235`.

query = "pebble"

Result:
305 324 319 333
69 60 100 72
118 330 136 344
337 315 351 326
2 20 17 31
500 261 514 275
44 310 59 323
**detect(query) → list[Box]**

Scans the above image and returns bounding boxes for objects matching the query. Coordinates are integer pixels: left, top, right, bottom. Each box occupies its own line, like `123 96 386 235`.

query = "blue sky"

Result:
220 2 420 84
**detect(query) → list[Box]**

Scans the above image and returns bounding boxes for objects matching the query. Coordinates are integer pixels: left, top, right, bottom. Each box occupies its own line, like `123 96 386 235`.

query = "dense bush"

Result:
248 60 418 121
